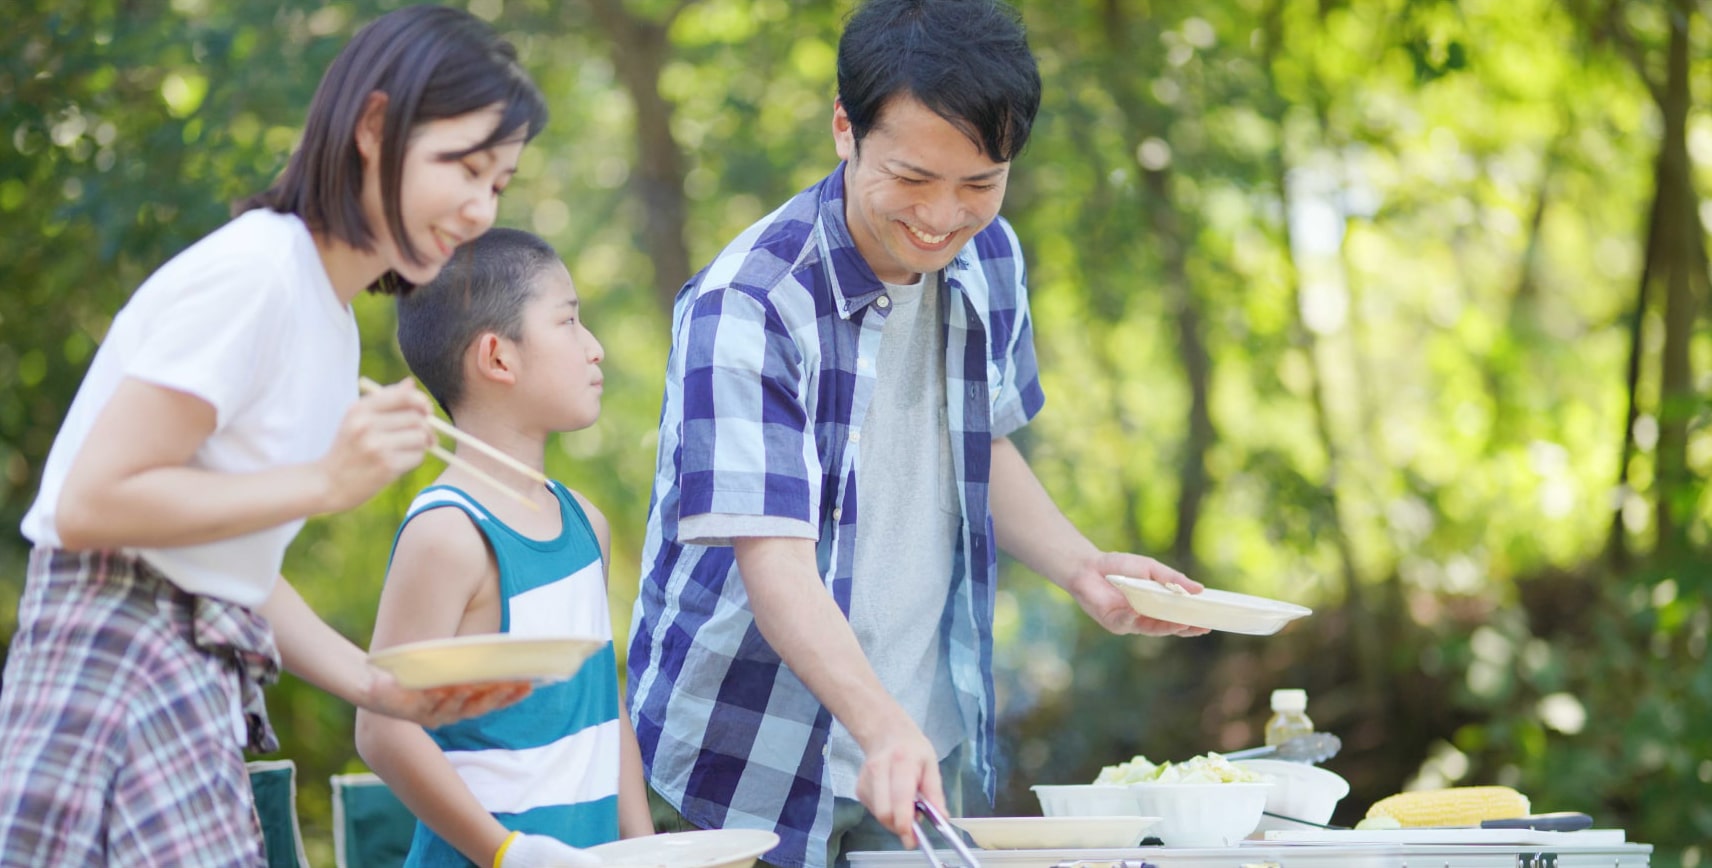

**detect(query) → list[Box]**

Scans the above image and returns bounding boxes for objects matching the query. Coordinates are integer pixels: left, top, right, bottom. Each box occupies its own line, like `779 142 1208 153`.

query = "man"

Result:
628 2 1204 867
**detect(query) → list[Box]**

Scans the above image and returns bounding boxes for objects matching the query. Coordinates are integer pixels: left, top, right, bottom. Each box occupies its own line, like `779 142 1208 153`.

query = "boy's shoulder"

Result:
388 498 495 594
395 495 490 554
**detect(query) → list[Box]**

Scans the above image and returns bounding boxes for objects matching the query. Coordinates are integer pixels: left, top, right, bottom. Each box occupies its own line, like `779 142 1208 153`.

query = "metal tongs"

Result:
913 798 982 868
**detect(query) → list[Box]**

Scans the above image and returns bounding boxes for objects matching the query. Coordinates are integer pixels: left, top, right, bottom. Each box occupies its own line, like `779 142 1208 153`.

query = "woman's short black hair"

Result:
240 5 547 294
395 227 562 419
836 0 1041 163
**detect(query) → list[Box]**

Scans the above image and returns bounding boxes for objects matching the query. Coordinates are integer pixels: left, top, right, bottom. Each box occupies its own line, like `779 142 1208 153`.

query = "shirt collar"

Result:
816 163 977 321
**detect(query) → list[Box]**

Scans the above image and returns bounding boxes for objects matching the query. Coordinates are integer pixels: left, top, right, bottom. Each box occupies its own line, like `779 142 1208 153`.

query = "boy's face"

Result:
512 262 605 432
834 95 1010 285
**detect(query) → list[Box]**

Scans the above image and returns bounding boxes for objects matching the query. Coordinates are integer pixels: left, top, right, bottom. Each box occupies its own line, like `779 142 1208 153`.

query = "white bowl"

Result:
951 816 1161 850
1031 784 1143 817
1126 782 1272 847
1234 760 1350 833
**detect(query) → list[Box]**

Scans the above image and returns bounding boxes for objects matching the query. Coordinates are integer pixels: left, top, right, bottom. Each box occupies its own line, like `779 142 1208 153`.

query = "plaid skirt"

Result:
0 548 281 867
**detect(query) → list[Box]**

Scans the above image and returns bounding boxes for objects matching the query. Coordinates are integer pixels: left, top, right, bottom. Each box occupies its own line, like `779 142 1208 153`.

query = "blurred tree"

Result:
2 0 1707 863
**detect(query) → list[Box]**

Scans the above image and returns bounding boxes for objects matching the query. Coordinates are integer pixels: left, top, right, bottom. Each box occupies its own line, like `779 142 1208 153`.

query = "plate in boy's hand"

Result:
585 829 780 868
368 633 603 689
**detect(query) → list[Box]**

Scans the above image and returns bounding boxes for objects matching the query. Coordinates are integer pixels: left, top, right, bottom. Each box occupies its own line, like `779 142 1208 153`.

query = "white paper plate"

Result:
951 816 1161 850
586 829 780 868
368 633 603 689
1106 577 1311 635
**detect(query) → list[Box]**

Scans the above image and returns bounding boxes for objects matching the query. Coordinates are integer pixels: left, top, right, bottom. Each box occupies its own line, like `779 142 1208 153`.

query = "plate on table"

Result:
1106 577 1311 636
951 816 1161 850
368 633 602 689
586 829 780 868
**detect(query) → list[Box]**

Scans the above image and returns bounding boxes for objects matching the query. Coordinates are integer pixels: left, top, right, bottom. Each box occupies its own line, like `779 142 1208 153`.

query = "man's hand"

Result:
1064 551 1208 637
854 722 944 849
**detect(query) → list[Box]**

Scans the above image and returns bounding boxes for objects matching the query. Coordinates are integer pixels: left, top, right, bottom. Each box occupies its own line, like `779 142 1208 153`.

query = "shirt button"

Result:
833 508 843 521
857 357 871 371
849 431 861 443
876 296 891 309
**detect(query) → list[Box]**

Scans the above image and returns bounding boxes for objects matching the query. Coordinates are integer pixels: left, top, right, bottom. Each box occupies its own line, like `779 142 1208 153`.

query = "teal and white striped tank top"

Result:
397 482 620 868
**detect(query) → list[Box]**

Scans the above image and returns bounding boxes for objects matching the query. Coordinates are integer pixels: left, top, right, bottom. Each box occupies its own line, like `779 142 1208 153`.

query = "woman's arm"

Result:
55 377 433 549
264 574 527 728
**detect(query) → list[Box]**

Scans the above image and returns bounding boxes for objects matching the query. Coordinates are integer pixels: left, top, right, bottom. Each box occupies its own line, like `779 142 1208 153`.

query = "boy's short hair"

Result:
836 0 1041 163
395 227 562 419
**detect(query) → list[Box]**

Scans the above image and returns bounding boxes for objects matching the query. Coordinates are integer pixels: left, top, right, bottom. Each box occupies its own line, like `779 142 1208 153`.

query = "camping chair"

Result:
331 772 419 868
246 759 311 868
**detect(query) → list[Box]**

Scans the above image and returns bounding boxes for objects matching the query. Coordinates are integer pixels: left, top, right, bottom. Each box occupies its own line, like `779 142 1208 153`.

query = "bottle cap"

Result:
1270 688 1307 712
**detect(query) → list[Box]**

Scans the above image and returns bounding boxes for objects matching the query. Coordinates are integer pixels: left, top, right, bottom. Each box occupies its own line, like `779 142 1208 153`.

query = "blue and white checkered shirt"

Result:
627 165 1045 868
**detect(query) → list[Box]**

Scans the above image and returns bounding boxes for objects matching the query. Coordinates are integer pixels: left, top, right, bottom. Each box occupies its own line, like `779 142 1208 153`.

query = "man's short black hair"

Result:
395 227 562 419
836 0 1041 162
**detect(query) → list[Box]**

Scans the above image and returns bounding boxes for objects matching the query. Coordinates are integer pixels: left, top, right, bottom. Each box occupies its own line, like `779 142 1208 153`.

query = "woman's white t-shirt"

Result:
21 209 359 608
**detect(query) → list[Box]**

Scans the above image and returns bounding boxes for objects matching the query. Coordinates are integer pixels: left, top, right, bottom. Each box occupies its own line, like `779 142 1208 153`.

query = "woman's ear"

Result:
355 91 390 164
470 332 519 386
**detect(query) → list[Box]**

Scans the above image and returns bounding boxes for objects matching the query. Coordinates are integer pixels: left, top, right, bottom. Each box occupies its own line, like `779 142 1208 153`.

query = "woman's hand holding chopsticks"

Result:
317 378 436 513
357 377 547 511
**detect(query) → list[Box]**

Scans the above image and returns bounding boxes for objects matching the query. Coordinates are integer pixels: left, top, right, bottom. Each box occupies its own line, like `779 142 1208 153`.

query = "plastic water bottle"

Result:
1264 688 1314 746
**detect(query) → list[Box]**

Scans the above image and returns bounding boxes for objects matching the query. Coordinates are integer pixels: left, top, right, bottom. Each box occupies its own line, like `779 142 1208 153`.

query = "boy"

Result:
357 228 652 868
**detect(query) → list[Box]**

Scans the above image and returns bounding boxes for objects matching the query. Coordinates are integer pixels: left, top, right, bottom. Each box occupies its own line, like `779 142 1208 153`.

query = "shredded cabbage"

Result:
1092 752 1268 785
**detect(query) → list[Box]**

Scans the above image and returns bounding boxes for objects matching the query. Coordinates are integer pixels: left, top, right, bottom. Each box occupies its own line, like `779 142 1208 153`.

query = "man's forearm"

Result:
732 536 915 747
989 436 1101 589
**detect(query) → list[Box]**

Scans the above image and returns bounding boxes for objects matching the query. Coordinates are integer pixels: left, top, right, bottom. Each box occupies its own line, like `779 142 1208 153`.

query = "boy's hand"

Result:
497 832 602 868
363 668 532 728
319 379 435 513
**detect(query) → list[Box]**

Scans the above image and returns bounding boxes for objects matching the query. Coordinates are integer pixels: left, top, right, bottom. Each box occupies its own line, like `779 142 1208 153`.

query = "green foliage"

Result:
2 0 1707 864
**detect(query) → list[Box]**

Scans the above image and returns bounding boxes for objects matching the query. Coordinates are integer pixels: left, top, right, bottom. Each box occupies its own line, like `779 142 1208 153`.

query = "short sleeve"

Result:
676 286 823 532
124 248 286 431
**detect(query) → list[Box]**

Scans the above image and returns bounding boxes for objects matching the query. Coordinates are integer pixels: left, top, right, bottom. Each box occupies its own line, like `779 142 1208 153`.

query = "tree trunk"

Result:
1099 0 1212 575
1646 0 1701 554
1259 0 1382 692
586 0 695 315
1607 148 1662 569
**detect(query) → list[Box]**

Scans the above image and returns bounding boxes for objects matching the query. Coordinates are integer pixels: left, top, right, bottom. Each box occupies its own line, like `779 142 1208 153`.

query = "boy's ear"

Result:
470 332 519 385
355 91 389 163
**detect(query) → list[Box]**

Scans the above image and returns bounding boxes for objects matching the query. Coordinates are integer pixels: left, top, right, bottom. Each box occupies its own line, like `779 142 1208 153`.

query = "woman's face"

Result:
360 102 525 287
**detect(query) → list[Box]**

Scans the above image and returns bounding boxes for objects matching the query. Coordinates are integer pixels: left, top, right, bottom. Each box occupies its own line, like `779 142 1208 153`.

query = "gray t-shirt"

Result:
828 274 964 797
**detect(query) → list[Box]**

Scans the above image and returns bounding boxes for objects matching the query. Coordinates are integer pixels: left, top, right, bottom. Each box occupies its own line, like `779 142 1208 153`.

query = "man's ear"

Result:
833 98 856 162
355 91 390 164
470 332 519 385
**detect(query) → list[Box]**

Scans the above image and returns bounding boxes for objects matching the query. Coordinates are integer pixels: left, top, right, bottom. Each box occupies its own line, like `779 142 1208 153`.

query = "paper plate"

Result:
586 829 780 868
368 633 603 689
951 816 1160 850
1106 577 1311 636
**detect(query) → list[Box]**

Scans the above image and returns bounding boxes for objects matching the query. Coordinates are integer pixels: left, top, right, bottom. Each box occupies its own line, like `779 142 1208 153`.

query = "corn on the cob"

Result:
1365 786 1531 827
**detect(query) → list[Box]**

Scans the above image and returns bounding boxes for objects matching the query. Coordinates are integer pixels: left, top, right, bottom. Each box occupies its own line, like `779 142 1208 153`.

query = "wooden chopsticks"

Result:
358 377 547 512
